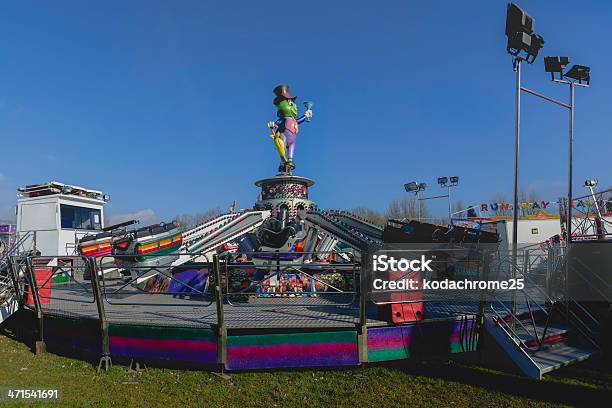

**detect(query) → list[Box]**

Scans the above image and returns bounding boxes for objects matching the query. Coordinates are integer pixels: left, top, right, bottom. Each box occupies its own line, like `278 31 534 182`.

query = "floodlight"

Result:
437 177 448 186
505 3 544 63
505 3 533 37
506 32 531 57
544 56 569 73
565 65 590 85
544 56 570 80
405 181 426 193
584 179 598 187
526 34 544 62
450 176 459 185
404 182 419 192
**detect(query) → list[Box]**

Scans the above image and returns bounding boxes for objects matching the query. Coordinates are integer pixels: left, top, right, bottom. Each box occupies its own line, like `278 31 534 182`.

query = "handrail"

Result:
489 245 603 350
0 231 35 302
490 299 538 346
223 250 360 308
0 231 34 261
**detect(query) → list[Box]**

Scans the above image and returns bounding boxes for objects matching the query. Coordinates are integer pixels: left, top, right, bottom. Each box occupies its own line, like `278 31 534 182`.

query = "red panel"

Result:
389 302 424 323
377 269 424 323
27 267 53 304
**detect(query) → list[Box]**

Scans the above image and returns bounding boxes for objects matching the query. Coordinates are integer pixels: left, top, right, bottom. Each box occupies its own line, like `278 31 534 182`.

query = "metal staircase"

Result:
485 247 602 379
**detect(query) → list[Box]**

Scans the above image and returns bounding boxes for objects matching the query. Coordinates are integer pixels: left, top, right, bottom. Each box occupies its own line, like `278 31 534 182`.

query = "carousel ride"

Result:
1 84 520 374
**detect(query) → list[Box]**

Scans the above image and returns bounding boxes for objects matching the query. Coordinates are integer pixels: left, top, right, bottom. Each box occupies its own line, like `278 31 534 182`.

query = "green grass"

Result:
0 335 610 407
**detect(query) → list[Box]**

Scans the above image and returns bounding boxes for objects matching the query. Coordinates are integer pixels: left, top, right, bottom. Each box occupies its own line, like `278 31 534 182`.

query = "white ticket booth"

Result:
16 182 109 257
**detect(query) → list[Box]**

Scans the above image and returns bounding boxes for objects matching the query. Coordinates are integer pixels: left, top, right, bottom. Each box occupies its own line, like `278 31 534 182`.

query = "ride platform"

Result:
21 274 480 371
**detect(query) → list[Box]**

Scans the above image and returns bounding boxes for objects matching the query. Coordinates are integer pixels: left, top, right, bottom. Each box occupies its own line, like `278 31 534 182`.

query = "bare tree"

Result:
452 199 465 217
350 195 431 225
385 195 420 221
350 207 386 226
173 207 223 230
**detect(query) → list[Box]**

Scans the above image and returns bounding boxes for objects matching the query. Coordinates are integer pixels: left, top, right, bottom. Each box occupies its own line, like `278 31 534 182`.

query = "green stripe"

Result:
227 331 356 347
109 324 215 342
449 342 465 353
135 243 182 261
368 348 410 362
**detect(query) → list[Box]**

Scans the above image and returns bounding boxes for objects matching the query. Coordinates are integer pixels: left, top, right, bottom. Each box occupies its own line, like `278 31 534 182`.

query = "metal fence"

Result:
223 251 359 307
2 245 575 370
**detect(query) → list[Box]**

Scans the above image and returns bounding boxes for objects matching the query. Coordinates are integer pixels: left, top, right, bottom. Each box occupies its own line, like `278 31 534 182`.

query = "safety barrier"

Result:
223 251 359 307
7 247 557 370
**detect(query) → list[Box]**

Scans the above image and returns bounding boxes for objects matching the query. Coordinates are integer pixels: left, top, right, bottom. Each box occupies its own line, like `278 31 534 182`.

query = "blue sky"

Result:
1 0 611 222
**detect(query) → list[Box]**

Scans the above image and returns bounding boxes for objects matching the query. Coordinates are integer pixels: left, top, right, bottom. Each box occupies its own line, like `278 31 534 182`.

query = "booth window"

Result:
60 205 102 230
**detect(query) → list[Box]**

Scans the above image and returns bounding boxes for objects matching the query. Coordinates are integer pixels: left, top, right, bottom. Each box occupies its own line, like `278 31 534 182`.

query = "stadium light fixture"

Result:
542 60 591 250
436 176 459 223
505 3 544 64
544 57 590 86
505 2 545 258
505 4 593 313
544 56 570 80
405 181 426 221
404 181 427 193
564 65 590 85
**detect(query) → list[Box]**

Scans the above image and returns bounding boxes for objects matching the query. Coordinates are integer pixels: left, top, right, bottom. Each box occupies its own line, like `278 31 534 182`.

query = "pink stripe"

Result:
228 342 356 360
448 320 474 343
368 334 412 350
110 336 216 353
449 323 473 342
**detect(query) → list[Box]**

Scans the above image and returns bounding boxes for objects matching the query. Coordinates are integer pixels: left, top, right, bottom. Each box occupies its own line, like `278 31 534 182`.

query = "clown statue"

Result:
267 84 313 173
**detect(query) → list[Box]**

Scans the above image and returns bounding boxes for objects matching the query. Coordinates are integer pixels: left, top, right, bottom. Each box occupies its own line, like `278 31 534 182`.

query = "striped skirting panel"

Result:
109 324 217 364
368 318 478 362
226 330 359 370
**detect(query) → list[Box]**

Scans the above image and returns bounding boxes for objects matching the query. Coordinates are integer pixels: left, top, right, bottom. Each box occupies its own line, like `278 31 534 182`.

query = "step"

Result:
511 322 571 348
501 309 549 325
485 316 599 379
527 342 598 375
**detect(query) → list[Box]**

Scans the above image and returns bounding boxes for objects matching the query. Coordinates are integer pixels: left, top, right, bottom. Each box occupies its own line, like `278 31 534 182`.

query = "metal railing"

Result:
98 253 213 308
9 245 584 369
489 244 603 351
223 251 359 307
1 232 36 306
569 187 612 241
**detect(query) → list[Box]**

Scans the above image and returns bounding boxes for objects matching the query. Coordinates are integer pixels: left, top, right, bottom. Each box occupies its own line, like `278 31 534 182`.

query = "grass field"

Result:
0 334 610 407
